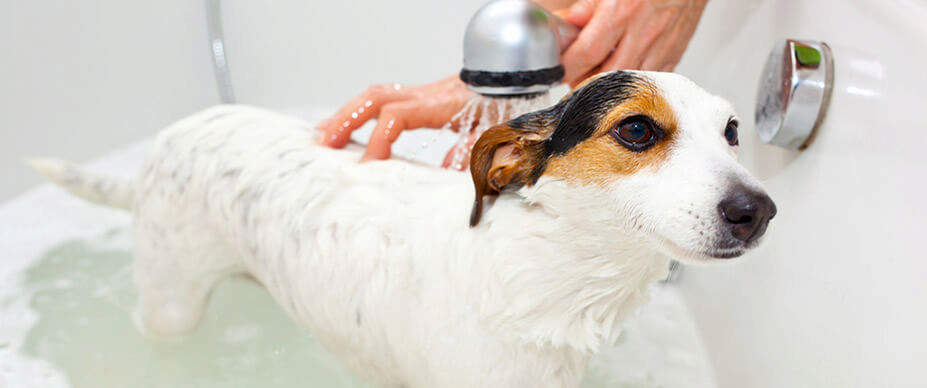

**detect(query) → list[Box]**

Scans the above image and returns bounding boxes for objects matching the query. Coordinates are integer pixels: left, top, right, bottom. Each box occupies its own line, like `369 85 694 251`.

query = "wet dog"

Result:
33 71 775 387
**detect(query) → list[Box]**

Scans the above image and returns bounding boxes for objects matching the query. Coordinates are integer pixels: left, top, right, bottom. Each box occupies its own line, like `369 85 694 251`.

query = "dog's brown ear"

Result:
468 124 548 227
467 91 583 226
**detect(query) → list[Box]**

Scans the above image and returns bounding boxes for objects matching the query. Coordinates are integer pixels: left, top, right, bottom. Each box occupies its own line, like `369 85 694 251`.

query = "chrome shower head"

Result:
460 0 579 97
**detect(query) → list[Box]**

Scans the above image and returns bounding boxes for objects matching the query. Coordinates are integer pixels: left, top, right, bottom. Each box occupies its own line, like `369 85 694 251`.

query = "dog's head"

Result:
469 71 776 262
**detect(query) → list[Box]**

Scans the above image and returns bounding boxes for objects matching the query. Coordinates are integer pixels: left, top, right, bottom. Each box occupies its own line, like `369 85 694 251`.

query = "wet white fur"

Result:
32 72 766 387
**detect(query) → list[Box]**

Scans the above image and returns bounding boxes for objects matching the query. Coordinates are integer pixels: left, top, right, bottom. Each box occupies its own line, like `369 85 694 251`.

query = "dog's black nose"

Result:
718 188 777 244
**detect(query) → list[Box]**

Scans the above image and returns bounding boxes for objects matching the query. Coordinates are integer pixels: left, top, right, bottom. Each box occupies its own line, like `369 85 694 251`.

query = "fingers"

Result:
597 6 679 72
640 2 706 71
560 1 626 85
316 83 413 148
638 11 685 71
640 31 680 71
362 94 469 161
557 0 596 27
362 111 405 161
441 147 457 169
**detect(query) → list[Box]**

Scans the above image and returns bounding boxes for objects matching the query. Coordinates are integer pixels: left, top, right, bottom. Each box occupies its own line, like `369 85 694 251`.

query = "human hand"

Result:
556 0 708 86
316 76 527 170
315 76 474 161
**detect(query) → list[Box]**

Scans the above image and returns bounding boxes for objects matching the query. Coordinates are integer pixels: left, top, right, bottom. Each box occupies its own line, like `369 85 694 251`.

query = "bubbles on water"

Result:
223 324 261 344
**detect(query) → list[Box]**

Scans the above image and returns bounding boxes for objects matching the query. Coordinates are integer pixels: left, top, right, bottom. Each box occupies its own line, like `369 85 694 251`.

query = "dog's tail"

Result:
27 158 134 210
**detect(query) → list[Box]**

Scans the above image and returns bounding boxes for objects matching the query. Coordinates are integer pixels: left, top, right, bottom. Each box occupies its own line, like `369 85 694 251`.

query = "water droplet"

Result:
351 112 358 119
364 100 373 108
408 93 554 165
342 121 350 128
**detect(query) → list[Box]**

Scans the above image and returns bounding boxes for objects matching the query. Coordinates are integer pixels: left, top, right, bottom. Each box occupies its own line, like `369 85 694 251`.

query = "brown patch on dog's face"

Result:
543 83 679 187
469 71 678 226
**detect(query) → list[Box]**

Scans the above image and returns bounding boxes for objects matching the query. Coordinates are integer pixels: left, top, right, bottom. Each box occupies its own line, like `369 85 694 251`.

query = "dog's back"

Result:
34 105 497 385
130 106 496 386
139 105 472 252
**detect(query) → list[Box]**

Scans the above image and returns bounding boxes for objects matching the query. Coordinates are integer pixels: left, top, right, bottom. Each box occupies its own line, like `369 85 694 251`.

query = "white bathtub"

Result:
674 0 927 387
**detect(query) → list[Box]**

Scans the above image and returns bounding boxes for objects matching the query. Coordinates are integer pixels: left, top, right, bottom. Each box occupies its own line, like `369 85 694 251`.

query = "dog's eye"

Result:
613 116 658 151
724 120 739 146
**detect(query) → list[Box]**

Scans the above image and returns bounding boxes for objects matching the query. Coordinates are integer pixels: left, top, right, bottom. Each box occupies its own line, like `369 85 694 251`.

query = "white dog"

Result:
32 71 775 387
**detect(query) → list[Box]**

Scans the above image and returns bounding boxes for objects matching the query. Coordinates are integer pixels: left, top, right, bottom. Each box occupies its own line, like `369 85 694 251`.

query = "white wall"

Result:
0 1 220 201
219 0 485 108
0 0 489 201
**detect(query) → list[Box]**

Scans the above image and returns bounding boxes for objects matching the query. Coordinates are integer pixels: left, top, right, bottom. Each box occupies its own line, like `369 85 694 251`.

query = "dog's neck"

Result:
465 178 670 355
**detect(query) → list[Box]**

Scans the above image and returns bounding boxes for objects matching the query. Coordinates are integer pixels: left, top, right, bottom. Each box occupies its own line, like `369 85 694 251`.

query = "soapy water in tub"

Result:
0 104 718 388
